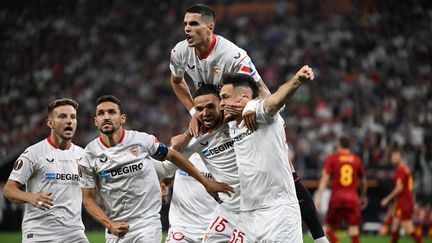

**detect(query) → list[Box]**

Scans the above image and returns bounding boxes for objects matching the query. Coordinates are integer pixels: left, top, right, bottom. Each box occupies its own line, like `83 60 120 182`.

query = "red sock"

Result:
326 228 339 243
391 231 399 243
409 231 424 243
351 234 360 243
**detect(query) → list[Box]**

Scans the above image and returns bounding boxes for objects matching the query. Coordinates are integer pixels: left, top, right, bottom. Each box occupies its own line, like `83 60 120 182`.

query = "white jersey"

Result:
228 99 298 211
154 153 217 232
79 129 165 237
170 35 261 89
183 124 241 212
8 137 85 242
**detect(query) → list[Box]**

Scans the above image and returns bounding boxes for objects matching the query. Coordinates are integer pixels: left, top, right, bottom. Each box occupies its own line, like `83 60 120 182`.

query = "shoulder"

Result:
171 40 190 54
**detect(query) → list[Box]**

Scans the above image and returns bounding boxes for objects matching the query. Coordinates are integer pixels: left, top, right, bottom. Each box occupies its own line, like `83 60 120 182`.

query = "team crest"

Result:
13 159 23 171
129 146 140 157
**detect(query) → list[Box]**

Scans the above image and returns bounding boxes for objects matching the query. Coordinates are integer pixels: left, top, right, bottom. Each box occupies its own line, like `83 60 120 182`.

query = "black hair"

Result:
389 142 402 154
96 95 124 114
185 4 215 23
338 136 350 149
193 84 220 99
48 98 78 116
221 73 259 99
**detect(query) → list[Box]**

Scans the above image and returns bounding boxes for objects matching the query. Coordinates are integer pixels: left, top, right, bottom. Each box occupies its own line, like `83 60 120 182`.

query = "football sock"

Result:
409 231 424 243
351 234 360 243
326 228 339 243
391 231 399 243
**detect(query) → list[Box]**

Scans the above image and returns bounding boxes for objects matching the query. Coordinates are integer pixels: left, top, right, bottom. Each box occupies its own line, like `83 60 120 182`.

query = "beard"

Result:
100 126 115 135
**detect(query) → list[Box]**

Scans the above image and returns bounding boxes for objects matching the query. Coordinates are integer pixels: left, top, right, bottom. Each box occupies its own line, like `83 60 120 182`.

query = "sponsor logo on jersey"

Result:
200 141 209 146
13 159 23 171
46 158 54 163
232 130 253 143
234 52 241 59
178 170 213 179
202 141 234 158
45 172 80 181
99 162 144 180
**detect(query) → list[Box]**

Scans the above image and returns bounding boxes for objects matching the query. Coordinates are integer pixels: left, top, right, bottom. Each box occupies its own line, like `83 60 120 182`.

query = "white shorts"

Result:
165 226 206 243
202 205 240 243
22 231 88 243
106 227 162 243
235 203 302 242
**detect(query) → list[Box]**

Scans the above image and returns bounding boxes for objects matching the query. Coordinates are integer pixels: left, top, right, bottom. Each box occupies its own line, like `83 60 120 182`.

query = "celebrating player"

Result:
79 95 233 243
314 137 368 243
381 144 424 243
3 98 88 243
219 65 314 242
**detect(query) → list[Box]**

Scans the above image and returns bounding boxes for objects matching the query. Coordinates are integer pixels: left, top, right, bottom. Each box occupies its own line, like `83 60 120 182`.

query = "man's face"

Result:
219 84 248 122
184 13 213 47
390 151 401 166
194 93 222 130
95 101 125 135
47 105 77 141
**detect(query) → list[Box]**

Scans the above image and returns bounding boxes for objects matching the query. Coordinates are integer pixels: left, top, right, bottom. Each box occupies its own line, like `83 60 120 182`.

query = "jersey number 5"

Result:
339 164 353 186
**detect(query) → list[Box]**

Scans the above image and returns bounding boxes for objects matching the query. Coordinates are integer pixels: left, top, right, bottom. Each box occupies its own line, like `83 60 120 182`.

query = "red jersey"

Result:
325 149 365 206
394 163 414 209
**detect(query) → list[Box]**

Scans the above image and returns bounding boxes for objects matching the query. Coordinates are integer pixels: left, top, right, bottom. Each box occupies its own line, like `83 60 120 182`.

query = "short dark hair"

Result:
222 73 259 99
96 95 124 114
185 4 215 23
47 98 78 116
389 142 402 154
338 136 350 149
193 84 220 99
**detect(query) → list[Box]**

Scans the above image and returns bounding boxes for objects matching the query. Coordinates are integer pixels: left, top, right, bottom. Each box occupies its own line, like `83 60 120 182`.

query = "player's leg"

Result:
401 220 424 243
347 206 362 243
58 231 89 243
324 206 342 243
390 216 401 243
293 172 328 243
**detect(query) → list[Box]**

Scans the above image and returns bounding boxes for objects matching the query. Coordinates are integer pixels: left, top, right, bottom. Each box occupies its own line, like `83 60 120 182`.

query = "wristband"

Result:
189 107 197 116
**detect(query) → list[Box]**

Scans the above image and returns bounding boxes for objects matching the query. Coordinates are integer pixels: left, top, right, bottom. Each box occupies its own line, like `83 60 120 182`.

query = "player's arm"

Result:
314 169 330 211
263 65 314 116
256 78 271 98
359 175 368 209
163 149 234 197
171 74 195 112
3 179 53 210
81 187 130 237
380 179 403 207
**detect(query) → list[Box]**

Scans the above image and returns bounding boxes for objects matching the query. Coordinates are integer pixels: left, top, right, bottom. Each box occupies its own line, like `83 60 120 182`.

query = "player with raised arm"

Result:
79 95 233 243
157 84 243 242
314 137 368 243
219 66 314 242
380 144 424 243
3 98 88 243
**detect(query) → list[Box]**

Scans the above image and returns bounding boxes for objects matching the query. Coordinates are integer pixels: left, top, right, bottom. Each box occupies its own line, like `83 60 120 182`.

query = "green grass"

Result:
0 231 430 242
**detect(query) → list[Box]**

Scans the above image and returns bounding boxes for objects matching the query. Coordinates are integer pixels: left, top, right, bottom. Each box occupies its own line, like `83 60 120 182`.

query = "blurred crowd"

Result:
1 0 431 206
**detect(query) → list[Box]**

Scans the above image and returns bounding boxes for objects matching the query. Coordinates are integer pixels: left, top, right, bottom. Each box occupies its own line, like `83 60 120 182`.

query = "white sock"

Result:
314 236 330 243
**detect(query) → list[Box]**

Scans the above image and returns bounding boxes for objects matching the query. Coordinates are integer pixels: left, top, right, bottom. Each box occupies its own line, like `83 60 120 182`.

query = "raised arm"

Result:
171 74 195 112
263 65 314 116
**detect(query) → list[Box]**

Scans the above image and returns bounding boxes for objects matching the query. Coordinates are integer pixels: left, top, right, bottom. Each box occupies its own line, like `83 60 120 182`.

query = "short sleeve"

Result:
79 154 97 188
232 55 262 82
146 135 169 161
324 156 333 175
152 159 178 179
254 99 278 124
8 152 35 185
169 45 185 78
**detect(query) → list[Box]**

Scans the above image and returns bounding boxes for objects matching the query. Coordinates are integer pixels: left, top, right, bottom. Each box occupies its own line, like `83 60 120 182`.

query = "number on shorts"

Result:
209 216 228 233
339 164 353 186
229 228 245 243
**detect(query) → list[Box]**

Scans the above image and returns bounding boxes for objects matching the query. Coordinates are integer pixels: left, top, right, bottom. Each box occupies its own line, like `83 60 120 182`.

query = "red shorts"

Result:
395 203 413 220
325 204 361 227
